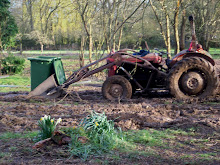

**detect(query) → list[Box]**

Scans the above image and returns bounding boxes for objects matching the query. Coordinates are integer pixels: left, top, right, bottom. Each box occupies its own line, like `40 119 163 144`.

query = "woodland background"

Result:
0 0 219 61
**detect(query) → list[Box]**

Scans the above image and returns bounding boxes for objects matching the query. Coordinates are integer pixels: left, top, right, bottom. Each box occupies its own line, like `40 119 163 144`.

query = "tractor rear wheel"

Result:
168 57 219 99
102 75 132 101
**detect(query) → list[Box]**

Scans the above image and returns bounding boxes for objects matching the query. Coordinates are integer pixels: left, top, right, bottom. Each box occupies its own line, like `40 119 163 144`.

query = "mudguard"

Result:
169 50 215 67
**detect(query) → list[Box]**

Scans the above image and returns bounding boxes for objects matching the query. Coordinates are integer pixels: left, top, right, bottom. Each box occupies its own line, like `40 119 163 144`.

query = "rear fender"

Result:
170 51 215 67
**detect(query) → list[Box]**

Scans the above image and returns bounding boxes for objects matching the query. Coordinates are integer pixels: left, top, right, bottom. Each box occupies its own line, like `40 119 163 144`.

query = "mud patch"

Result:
0 87 219 133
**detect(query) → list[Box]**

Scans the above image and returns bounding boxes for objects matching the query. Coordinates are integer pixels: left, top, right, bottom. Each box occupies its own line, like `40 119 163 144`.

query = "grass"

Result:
0 152 11 159
0 131 38 140
0 75 30 86
124 129 172 148
0 74 30 92
209 48 220 55
165 128 196 136
0 126 219 164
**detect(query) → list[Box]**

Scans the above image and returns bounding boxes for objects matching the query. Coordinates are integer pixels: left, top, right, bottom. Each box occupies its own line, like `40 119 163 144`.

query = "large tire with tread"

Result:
168 57 219 99
102 75 132 101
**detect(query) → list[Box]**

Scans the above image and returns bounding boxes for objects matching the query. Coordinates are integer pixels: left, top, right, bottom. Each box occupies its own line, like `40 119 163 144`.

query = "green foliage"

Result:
26 31 53 46
0 131 37 140
0 0 18 49
1 15 18 49
0 74 30 92
1 54 25 74
68 111 123 161
36 115 62 141
0 75 30 85
80 111 121 148
0 0 10 20
124 129 173 148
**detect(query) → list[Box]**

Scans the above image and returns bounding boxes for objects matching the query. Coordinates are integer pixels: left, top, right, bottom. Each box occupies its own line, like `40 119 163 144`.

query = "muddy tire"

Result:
168 57 219 99
102 75 132 101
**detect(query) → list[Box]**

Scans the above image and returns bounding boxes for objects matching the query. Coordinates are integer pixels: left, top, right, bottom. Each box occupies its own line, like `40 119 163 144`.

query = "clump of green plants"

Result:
68 111 123 161
1 54 25 74
35 115 62 141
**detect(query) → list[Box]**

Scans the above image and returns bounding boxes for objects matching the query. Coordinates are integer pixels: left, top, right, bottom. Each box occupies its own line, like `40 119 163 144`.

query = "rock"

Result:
32 138 52 149
51 131 71 145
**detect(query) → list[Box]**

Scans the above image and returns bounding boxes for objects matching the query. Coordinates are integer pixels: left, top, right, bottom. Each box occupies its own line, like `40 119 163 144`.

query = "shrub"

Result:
1 54 25 75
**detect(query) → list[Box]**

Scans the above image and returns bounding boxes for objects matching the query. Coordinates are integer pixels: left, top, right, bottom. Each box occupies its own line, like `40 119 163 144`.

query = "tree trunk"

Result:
174 0 181 54
0 26 2 75
89 24 93 63
20 43 23 55
27 0 34 31
79 36 85 67
113 34 116 51
0 26 2 51
117 26 123 50
165 13 171 58
41 44 44 53
204 6 210 51
180 9 186 51
150 0 169 56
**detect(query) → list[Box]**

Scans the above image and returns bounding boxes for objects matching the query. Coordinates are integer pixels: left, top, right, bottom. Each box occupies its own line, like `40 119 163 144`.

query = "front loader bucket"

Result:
28 74 62 98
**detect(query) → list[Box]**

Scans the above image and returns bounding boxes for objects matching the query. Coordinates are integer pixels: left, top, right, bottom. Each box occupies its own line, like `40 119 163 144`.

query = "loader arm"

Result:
60 52 123 88
62 62 116 88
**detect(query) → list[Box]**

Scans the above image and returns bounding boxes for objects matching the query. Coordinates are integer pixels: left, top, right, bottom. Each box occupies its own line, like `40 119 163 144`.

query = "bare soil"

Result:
0 60 219 165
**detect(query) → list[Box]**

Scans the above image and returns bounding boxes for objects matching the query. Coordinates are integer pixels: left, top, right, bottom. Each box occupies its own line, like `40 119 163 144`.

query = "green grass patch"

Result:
0 74 30 92
123 129 177 149
184 138 209 145
0 75 30 86
0 87 30 92
165 128 195 136
202 102 220 105
0 131 38 140
197 152 218 158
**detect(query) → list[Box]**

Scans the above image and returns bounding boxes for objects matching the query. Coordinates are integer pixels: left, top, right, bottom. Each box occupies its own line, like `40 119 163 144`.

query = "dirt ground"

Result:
0 60 220 164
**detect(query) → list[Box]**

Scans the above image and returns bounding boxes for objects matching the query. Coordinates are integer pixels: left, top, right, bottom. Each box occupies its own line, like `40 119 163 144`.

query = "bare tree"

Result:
180 8 186 51
173 0 184 54
192 0 220 50
26 30 53 52
75 0 97 63
150 0 171 57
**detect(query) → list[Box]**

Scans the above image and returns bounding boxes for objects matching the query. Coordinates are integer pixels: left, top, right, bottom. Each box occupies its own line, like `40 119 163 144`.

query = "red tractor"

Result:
102 47 218 100
101 16 219 100
29 16 219 100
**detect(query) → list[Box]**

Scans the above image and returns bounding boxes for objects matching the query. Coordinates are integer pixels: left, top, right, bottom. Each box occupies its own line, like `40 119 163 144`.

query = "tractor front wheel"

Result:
102 75 132 101
168 57 219 99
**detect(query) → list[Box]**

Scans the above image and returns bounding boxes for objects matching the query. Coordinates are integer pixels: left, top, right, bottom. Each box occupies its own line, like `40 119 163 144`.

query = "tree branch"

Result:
110 0 148 42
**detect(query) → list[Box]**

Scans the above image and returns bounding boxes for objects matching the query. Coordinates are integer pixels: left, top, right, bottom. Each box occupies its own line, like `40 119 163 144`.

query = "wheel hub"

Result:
109 84 123 98
180 71 205 95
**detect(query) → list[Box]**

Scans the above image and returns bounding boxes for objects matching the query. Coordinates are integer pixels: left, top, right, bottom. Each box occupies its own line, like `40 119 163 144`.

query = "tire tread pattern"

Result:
102 75 132 101
167 57 219 99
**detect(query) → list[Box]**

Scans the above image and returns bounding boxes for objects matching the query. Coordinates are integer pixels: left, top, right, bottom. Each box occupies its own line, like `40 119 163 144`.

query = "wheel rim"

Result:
109 84 123 98
179 71 206 95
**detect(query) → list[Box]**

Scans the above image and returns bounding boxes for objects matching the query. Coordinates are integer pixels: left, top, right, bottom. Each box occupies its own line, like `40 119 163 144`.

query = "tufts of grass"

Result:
197 153 218 158
123 129 175 149
165 128 196 136
184 138 209 145
0 75 30 86
181 152 220 164
0 152 11 159
67 111 124 161
0 87 30 92
0 131 38 140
